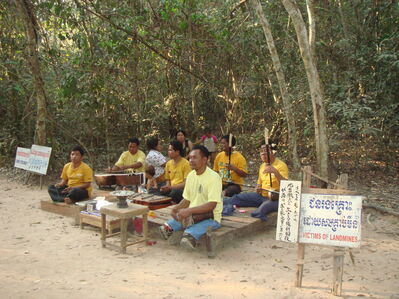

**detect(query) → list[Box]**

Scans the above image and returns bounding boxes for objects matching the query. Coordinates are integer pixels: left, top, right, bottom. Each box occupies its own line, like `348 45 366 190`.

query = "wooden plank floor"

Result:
147 205 277 256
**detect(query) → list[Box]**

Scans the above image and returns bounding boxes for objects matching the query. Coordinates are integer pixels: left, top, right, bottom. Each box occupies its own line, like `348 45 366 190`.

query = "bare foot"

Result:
64 197 74 204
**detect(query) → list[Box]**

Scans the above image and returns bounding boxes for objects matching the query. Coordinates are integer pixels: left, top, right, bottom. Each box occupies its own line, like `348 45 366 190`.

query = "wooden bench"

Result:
148 205 277 257
40 200 85 224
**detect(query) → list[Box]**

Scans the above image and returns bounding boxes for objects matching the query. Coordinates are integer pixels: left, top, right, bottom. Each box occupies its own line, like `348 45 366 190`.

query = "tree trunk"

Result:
306 0 316 61
251 0 301 172
281 0 329 179
15 0 47 146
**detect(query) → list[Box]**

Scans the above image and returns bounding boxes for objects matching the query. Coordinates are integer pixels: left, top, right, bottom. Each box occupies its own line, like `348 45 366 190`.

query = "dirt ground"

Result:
0 174 398 299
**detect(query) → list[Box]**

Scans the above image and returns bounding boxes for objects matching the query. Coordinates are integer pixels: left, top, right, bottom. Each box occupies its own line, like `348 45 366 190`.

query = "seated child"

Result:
145 165 158 191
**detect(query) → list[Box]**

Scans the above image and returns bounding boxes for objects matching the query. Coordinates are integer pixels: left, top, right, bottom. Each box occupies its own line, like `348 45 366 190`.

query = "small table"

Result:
100 203 149 253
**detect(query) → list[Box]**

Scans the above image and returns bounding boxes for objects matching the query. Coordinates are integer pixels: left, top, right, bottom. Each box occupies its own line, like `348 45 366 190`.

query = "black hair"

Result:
170 140 184 157
221 135 236 147
145 165 155 177
204 127 211 134
176 130 186 137
260 139 278 151
71 145 84 156
192 145 210 158
146 137 159 151
128 137 140 146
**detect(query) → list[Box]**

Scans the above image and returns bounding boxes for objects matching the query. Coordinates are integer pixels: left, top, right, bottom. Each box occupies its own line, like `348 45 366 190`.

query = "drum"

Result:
114 172 144 186
133 194 172 210
94 173 116 188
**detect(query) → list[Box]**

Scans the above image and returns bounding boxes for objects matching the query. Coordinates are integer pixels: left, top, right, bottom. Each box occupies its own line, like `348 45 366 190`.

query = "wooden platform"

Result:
148 205 277 257
40 200 85 224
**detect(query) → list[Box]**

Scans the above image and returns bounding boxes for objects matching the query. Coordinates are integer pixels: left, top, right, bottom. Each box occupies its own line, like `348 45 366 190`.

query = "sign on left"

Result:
14 147 31 170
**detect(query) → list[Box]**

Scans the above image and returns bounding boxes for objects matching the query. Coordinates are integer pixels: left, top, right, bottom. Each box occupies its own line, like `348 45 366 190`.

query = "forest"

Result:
1 0 398 182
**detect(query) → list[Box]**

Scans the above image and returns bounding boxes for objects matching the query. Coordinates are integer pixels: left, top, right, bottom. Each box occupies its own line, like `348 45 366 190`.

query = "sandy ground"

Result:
0 175 398 299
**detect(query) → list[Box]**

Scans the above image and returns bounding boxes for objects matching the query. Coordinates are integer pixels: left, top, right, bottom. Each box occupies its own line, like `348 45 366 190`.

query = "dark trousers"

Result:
48 185 89 202
161 188 183 204
223 183 242 197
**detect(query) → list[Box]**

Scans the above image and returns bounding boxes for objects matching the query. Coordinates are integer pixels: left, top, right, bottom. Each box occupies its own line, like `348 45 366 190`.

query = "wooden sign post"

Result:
276 166 362 296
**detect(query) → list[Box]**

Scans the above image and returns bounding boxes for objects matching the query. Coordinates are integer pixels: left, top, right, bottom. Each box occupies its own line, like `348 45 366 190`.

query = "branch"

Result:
78 0 215 88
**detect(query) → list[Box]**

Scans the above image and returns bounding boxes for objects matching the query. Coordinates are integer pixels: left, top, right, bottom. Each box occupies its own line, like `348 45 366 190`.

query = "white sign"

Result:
14 147 31 170
276 180 302 243
27 145 52 175
299 193 362 248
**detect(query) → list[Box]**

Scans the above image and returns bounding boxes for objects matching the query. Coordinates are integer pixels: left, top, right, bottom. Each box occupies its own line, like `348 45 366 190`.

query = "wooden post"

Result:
101 213 106 248
295 243 305 287
120 219 128 254
39 175 43 190
295 166 312 287
332 247 345 295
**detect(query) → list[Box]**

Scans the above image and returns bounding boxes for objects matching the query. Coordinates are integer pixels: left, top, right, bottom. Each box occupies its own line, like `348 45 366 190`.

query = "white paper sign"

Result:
299 193 362 248
14 147 31 170
27 145 52 175
276 180 302 243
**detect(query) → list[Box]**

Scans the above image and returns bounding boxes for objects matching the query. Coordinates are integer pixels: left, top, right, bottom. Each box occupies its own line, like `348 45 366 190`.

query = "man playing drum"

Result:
159 145 223 250
110 137 146 173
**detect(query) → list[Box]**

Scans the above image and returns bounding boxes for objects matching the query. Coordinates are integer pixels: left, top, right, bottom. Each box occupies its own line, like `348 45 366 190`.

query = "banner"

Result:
14 147 31 170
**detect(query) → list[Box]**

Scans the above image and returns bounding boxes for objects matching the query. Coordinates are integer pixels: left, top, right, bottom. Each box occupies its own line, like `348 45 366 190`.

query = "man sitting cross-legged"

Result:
159 145 223 250
48 146 93 204
223 140 288 221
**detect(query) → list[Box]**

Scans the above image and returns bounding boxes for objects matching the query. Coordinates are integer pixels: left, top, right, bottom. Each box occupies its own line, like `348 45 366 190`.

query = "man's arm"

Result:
55 179 68 188
263 165 288 183
171 199 190 220
178 202 217 220
226 164 248 177
62 182 91 193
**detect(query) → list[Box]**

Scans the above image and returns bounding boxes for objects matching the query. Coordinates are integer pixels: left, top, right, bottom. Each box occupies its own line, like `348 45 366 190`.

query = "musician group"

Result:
48 129 288 250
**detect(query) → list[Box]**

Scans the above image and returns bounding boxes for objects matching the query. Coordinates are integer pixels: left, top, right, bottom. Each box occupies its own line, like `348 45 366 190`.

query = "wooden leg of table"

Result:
295 243 305 287
120 219 128 254
143 214 148 243
80 215 84 230
101 213 106 248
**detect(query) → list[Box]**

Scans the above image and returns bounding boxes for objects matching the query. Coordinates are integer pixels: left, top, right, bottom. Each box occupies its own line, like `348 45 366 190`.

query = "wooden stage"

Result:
147 205 277 257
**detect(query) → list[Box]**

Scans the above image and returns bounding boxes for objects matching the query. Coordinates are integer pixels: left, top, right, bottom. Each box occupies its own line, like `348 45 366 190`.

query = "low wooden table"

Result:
100 203 149 253
80 211 120 234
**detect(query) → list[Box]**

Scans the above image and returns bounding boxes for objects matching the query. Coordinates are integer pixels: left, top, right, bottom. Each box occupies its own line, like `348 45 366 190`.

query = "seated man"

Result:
159 145 223 250
213 135 248 197
160 141 192 203
48 146 93 204
110 137 146 173
223 140 288 221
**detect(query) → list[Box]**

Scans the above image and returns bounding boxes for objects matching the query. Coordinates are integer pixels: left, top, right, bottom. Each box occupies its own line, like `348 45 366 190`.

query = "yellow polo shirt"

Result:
183 167 223 223
213 151 247 185
257 158 289 197
61 162 93 195
115 150 146 172
164 158 191 186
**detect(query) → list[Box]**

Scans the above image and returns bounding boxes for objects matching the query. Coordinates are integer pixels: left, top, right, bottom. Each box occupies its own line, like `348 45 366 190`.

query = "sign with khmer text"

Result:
299 193 362 248
276 180 302 243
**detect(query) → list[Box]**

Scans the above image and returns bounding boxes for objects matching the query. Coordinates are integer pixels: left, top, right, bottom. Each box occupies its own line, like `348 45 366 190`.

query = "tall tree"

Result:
250 0 301 172
281 0 329 179
14 0 47 145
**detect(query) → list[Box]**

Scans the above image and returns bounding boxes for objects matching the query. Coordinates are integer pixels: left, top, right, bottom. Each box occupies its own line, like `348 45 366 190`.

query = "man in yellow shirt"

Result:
111 137 146 173
159 145 222 250
48 146 93 204
213 135 248 197
223 140 288 221
160 141 192 203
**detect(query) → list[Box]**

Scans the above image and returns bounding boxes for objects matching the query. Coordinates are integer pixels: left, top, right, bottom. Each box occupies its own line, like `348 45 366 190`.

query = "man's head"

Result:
189 145 209 171
168 140 184 159
204 127 212 137
70 145 84 164
220 135 236 152
128 137 140 155
260 139 277 164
